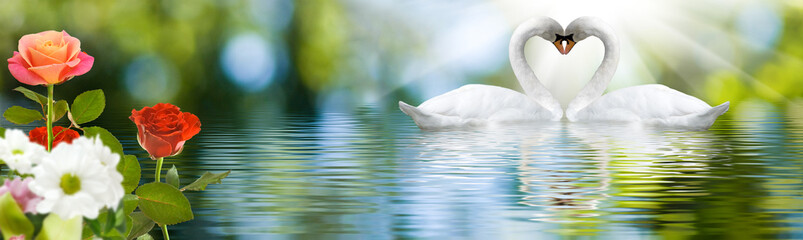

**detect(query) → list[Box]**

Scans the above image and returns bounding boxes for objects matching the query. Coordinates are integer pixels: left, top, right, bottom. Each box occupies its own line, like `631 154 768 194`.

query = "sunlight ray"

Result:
378 1 558 101
610 29 660 89
632 16 788 102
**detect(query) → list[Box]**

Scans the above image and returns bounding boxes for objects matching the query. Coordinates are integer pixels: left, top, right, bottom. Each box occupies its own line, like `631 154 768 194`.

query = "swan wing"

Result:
401 84 556 129
576 84 728 125
422 85 550 117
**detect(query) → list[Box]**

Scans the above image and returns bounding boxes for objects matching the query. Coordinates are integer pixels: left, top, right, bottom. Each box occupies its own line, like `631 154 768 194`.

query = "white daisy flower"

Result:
70 137 125 209
28 136 124 219
0 129 46 174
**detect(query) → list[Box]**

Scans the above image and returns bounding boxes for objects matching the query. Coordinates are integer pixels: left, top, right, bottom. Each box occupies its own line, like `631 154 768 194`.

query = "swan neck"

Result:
566 25 620 120
509 26 561 116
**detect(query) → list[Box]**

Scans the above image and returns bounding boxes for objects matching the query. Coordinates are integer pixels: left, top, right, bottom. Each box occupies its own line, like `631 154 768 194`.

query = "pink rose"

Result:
0 177 43 214
7 30 94 85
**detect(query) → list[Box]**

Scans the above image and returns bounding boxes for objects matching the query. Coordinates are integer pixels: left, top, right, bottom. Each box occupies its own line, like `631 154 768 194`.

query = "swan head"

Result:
559 16 613 55
554 34 574 55
512 17 566 55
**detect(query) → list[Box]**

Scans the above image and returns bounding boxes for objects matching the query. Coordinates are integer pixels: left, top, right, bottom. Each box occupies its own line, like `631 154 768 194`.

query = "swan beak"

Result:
563 40 577 55
552 40 566 55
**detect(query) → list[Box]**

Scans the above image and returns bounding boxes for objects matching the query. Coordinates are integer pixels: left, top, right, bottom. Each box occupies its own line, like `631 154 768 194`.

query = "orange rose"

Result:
28 126 80 148
7 30 94 85
130 103 201 159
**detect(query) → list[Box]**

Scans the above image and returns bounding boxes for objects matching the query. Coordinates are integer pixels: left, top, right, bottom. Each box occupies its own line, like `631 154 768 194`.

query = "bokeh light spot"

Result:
737 3 782 51
220 33 276 92
124 55 180 102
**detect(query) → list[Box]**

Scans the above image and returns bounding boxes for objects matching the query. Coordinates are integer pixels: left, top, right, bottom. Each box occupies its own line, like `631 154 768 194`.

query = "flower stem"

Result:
46 84 54 151
155 157 164 182
154 157 169 239
161 224 170 240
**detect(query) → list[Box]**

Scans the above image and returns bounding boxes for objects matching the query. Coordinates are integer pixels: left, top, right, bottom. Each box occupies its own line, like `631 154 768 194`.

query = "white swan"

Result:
562 17 729 130
399 17 564 130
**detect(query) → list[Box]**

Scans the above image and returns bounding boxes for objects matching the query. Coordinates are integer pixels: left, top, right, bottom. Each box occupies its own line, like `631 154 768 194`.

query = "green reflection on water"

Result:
98 101 798 239
3 101 801 239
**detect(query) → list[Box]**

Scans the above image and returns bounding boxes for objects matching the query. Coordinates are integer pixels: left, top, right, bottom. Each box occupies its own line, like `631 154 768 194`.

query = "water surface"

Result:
99 101 803 239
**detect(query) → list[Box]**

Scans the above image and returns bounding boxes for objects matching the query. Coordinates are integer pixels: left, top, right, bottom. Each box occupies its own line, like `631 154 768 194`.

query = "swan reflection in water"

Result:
520 122 724 235
406 121 722 233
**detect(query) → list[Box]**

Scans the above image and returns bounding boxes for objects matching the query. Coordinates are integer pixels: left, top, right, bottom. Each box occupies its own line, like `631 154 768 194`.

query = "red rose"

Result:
129 103 200 159
29 126 80 148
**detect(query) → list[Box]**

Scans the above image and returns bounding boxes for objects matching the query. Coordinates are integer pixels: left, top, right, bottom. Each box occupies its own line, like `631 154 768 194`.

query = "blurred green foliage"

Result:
0 0 268 112
704 6 803 105
0 0 801 114
295 0 349 92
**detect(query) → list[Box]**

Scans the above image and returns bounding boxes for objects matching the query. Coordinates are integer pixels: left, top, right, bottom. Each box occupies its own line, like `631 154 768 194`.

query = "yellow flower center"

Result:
12 149 23 155
60 174 81 195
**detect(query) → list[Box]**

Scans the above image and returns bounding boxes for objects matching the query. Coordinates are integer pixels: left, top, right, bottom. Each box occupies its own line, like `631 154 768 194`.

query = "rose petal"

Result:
7 52 48 85
62 31 82 61
48 44 70 62
28 46 64 66
155 103 179 112
32 31 65 56
37 31 65 45
63 52 93 79
138 125 174 159
28 63 68 84
135 120 145 145
130 109 143 123
17 33 42 66
65 57 80 68
160 130 185 154
181 112 201 141
29 126 80 148
173 140 186 155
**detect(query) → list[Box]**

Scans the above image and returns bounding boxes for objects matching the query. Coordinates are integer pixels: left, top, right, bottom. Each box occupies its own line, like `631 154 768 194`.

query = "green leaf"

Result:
181 170 231 191
0 126 5 137
0 193 34 240
123 194 139 216
84 126 124 157
87 214 103 237
34 214 82 240
114 206 130 236
101 209 116 235
135 182 193 225
24 214 45 238
123 216 134 239
82 223 94 240
136 234 154 240
3 106 43 125
70 89 105 124
88 206 129 240
127 212 155 240
118 155 142 193
166 165 179 188
51 100 69 122
13 86 47 108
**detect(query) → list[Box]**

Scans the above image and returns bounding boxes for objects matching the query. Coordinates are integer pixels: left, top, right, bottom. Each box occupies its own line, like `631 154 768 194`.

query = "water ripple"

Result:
89 105 803 239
